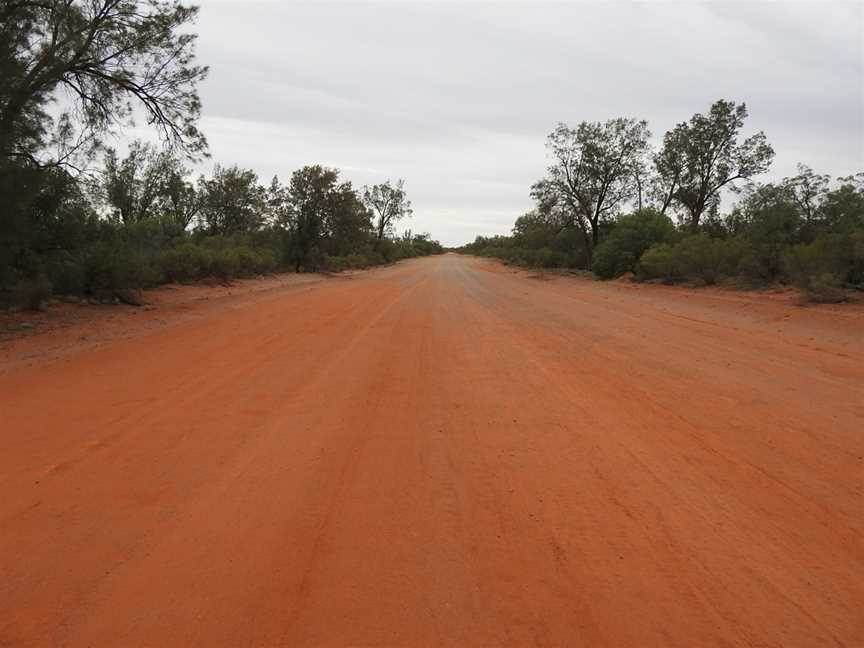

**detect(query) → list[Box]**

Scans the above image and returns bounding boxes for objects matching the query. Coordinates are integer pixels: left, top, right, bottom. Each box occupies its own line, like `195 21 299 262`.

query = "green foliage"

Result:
799 273 847 304
43 253 87 295
14 276 52 311
655 100 774 229
0 0 207 165
363 179 412 241
785 231 864 290
283 165 374 271
198 165 267 236
592 209 677 279
102 141 199 227
637 235 749 284
468 246 573 269
460 221 589 271
160 244 213 282
324 253 384 271
820 174 864 232
0 3 440 308
730 184 803 281
324 231 442 272
534 117 651 263
82 241 159 294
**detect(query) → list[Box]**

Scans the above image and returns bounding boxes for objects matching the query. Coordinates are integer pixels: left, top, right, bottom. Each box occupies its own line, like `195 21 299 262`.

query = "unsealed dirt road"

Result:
1 254 862 647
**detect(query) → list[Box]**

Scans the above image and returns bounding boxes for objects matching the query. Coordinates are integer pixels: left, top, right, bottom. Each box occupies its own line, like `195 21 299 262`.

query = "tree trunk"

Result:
584 221 600 270
689 204 704 232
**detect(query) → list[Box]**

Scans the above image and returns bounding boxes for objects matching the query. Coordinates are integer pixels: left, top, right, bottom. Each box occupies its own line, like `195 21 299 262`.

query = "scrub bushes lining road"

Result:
2 160 443 310
459 175 863 302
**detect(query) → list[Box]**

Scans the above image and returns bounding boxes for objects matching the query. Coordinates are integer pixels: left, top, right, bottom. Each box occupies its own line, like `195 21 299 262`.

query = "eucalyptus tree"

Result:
781 164 831 224
652 126 688 216
535 117 651 266
656 100 774 230
362 179 413 241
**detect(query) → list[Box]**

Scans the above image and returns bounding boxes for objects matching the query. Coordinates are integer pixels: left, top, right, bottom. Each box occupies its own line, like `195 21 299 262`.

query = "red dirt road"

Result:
1 254 862 647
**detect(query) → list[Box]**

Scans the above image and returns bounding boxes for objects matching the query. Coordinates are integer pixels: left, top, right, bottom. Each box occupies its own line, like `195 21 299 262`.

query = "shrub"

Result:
210 248 241 282
82 242 143 293
801 273 848 303
785 231 864 289
44 253 86 295
477 246 569 269
375 238 394 263
231 246 278 276
636 243 678 282
739 198 802 281
324 253 379 271
14 276 52 310
593 209 677 279
533 248 568 268
234 247 259 276
160 243 213 282
637 235 749 284
252 248 279 274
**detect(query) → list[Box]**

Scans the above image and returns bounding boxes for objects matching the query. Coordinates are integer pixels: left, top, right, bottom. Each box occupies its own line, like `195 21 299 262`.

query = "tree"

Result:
782 164 830 224
197 165 266 235
535 117 651 266
362 179 412 241
733 182 803 280
511 209 565 250
658 100 774 230
652 126 688 216
820 173 864 232
285 165 371 270
102 140 177 224
0 0 208 167
162 166 199 229
0 1 207 284
323 181 371 257
102 140 198 228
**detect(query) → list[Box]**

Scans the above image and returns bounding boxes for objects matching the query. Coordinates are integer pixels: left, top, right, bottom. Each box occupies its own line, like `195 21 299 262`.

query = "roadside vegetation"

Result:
0 1 442 310
459 101 863 303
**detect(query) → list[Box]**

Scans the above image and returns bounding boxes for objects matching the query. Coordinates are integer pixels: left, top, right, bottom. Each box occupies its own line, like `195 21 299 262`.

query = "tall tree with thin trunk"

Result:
363 179 412 241
652 126 688 216
536 117 651 267
658 100 774 230
782 164 830 224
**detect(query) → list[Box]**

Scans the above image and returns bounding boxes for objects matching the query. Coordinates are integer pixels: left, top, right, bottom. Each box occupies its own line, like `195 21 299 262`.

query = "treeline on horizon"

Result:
0 1 442 310
459 100 863 303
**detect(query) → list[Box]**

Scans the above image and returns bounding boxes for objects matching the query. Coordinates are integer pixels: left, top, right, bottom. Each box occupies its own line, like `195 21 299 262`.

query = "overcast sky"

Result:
191 1 863 246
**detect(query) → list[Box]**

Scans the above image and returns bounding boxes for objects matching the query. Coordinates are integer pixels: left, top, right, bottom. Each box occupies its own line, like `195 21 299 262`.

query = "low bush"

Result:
477 246 573 269
785 231 864 290
209 248 240 282
799 273 848 303
593 209 677 279
637 235 749 284
43 252 86 295
14 276 52 311
324 253 380 271
160 243 213 282
531 248 569 268
83 242 156 294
